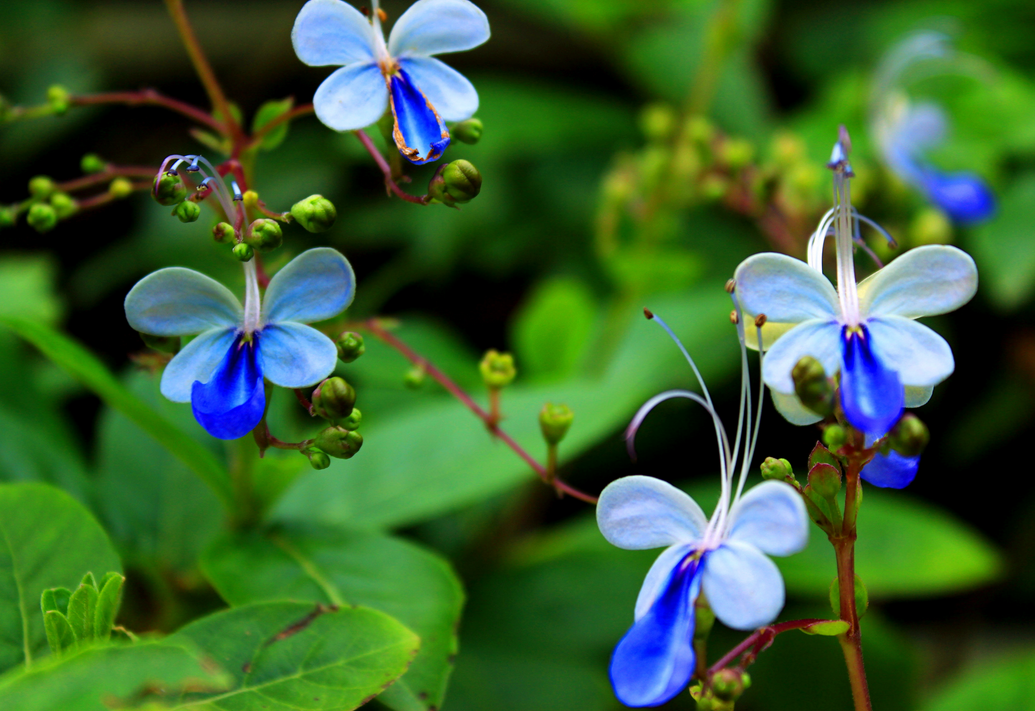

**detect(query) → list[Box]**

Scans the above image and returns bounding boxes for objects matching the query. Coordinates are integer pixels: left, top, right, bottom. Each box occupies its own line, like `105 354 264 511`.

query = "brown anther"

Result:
729 310 739 324
724 278 736 293
643 307 654 320
754 314 767 327
361 5 369 15
377 7 387 21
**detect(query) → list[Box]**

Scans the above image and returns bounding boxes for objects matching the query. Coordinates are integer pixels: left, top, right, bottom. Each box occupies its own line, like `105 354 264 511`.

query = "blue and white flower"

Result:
292 0 490 164
734 134 978 442
125 249 355 440
598 308 808 707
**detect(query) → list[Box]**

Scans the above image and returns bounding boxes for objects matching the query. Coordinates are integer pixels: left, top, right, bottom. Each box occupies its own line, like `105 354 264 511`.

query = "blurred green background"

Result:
3 0 1035 709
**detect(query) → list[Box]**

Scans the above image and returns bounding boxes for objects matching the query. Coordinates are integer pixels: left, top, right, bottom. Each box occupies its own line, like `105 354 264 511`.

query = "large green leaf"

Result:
0 316 234 510
923 650 1035 711
968 173 1035 309
201 525 464 711
165 601 420 710
0 641 227 711
0 483 121 673
511 277 598 382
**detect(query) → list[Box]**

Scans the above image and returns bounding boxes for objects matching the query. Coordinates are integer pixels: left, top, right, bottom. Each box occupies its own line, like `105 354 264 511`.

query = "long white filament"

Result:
242 259 261 334
370 0 391 62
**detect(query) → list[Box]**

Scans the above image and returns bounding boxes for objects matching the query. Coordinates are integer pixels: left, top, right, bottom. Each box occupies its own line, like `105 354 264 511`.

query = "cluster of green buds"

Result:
428 159 482 208
41 571 126 657
479 349 516 390
302 334 367 469
690 669 751 711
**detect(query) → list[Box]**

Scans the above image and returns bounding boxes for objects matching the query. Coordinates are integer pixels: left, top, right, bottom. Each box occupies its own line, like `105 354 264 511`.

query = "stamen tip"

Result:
643 307 654 320
754 314 767 328
724 278 736 294
730 310 739 325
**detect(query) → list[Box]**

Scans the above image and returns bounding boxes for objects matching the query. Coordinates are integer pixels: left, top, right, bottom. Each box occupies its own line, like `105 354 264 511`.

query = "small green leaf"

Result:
511 277 597 382
42 612 74 657
800 620 850 637
39 589 70 617
189 128 231 155
252 97 295 151
93 573 124 641
66 584 98 644
78 572 97 591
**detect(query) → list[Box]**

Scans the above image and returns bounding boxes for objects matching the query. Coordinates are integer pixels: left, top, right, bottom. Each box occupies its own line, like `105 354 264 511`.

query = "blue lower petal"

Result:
191 333 265 440
921 170 995 224
861 451 919 489
610 553 703 707
840 325 904 438
389 67 450 165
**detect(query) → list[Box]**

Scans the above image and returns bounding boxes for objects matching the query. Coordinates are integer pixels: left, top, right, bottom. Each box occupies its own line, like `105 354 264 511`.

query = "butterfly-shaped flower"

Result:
293 0 489 164
125 249 355 439
598 308 808 707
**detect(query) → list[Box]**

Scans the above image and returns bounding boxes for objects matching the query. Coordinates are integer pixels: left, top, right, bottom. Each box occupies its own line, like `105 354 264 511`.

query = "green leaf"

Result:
511 277 597 382
41 612 74 657
252 97 295 151
0 316 234 510
165 601 420 710
201 524 464 711
39 588 70 617
0 256 62 325
65 584 98 645
800 620 849 636
93 574 124 642
0 641 229 710
0 483 121 672
923 650 1035 711
968 173 1035 309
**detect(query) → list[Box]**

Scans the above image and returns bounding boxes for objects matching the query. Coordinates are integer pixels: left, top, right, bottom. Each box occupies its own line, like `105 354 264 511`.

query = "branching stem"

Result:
353 130 430 205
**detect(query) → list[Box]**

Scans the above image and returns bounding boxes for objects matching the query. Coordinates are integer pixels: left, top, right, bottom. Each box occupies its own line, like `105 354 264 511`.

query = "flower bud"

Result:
80 153 106 174
718 138 754 170
404 367 426 389
212 222 234 242
109 178 134 199
480 350 516 389
140 332 180 354
242 190 260 210
760 456 794 482
232 243 254 262
452 117 483 144
539 403 574 445
808 462 842 499
700 174 728 201
49 192 77 219
46 85 71 115
0 207 16 228
290 194 337 233
312 377 356 421
305 448 331 470
685 115 714 144
335 332 365 363
314 426 363 459
711 668 748 702
888 414 929 457
245 218 283 252
822 423 846 451
29 176 56 198
26 203 57 233
174 200 201 223
792 356 834 417
442 160 482 203
153 171 187 206
639 103 675 143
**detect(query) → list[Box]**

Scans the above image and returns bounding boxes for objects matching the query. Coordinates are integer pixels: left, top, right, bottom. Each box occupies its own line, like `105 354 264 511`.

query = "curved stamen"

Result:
625 390 726 479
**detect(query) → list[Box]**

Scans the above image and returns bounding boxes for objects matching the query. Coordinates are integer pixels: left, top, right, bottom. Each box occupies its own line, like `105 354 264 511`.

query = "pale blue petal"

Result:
191 336 265 440
597 476 708 550
770 389 823 426
397 56 478 122
701 541 785 631
634 543 696 620
861 451 919 489
259 322 339 388
125 268 241 337
160 327 238 403
292 0 377 66
857 245 978 319
866 315 954 387
735 253 840 323
905 385 933 408
262 248 356 325
313 62 389 132
388 0 490 58
840 326 903 438
727 481 809 557
761 319 842 394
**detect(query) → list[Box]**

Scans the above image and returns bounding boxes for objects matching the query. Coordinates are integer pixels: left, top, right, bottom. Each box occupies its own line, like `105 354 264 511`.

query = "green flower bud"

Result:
829 574 869 619
889 413 929 457
140 332 180 354
26 203 57 233
539 403 574 445
443 160 482 203
312 377 356 421
46 85 71 115
174 200 201 223
910 207 952 246
718 138 754 170
404 366 426 389
685 115 714 144
305 449 331 470
153 171 187 206
245 218 283 252
314 426 363 459
49 192 77 219
109 177 134 199
808 462 842 499
822 423 846 451
700 174 728 201
336 332 365 363
290 194 337 233
452 117 483 144
212 222 234 242
639 103 675 143
427 169 454 207
29 176 56 198
760 456 794 482
480 349 516 389
341 407 362 430
792 356 834 417
80 153 106 174
232 243 254 262
711 668 747 702
0 207 16 228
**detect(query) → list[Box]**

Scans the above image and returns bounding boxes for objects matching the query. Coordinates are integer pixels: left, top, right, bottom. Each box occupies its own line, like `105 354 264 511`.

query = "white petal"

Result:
735 253 840 323
701 541 785 630
597 476 708 550
634 543 696 621
259 322 339 388
858 245 978 319
905 385 934 408
160 327 237 403
727 481 808 557
397 56 478 122
262 248 357 325
125 268 241 337
292 0 377 66
866 315 954 387
770 389 823 426
388 0 490 58
313 62 389 132
760 319 842 394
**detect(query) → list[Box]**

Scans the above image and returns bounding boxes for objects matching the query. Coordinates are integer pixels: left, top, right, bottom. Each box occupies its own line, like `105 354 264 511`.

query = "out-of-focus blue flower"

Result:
292 0 489 164
125 249 355 439
861 450 919 489
598 308 808 707
736 133 978 439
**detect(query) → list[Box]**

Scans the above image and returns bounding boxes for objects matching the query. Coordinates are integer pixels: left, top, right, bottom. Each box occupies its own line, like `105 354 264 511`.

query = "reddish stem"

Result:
361 318 598 504
294 388 316 416
57 166 156 193
353 130 429 205
71 90 225 134
75 181 151 209
708 618 829 674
